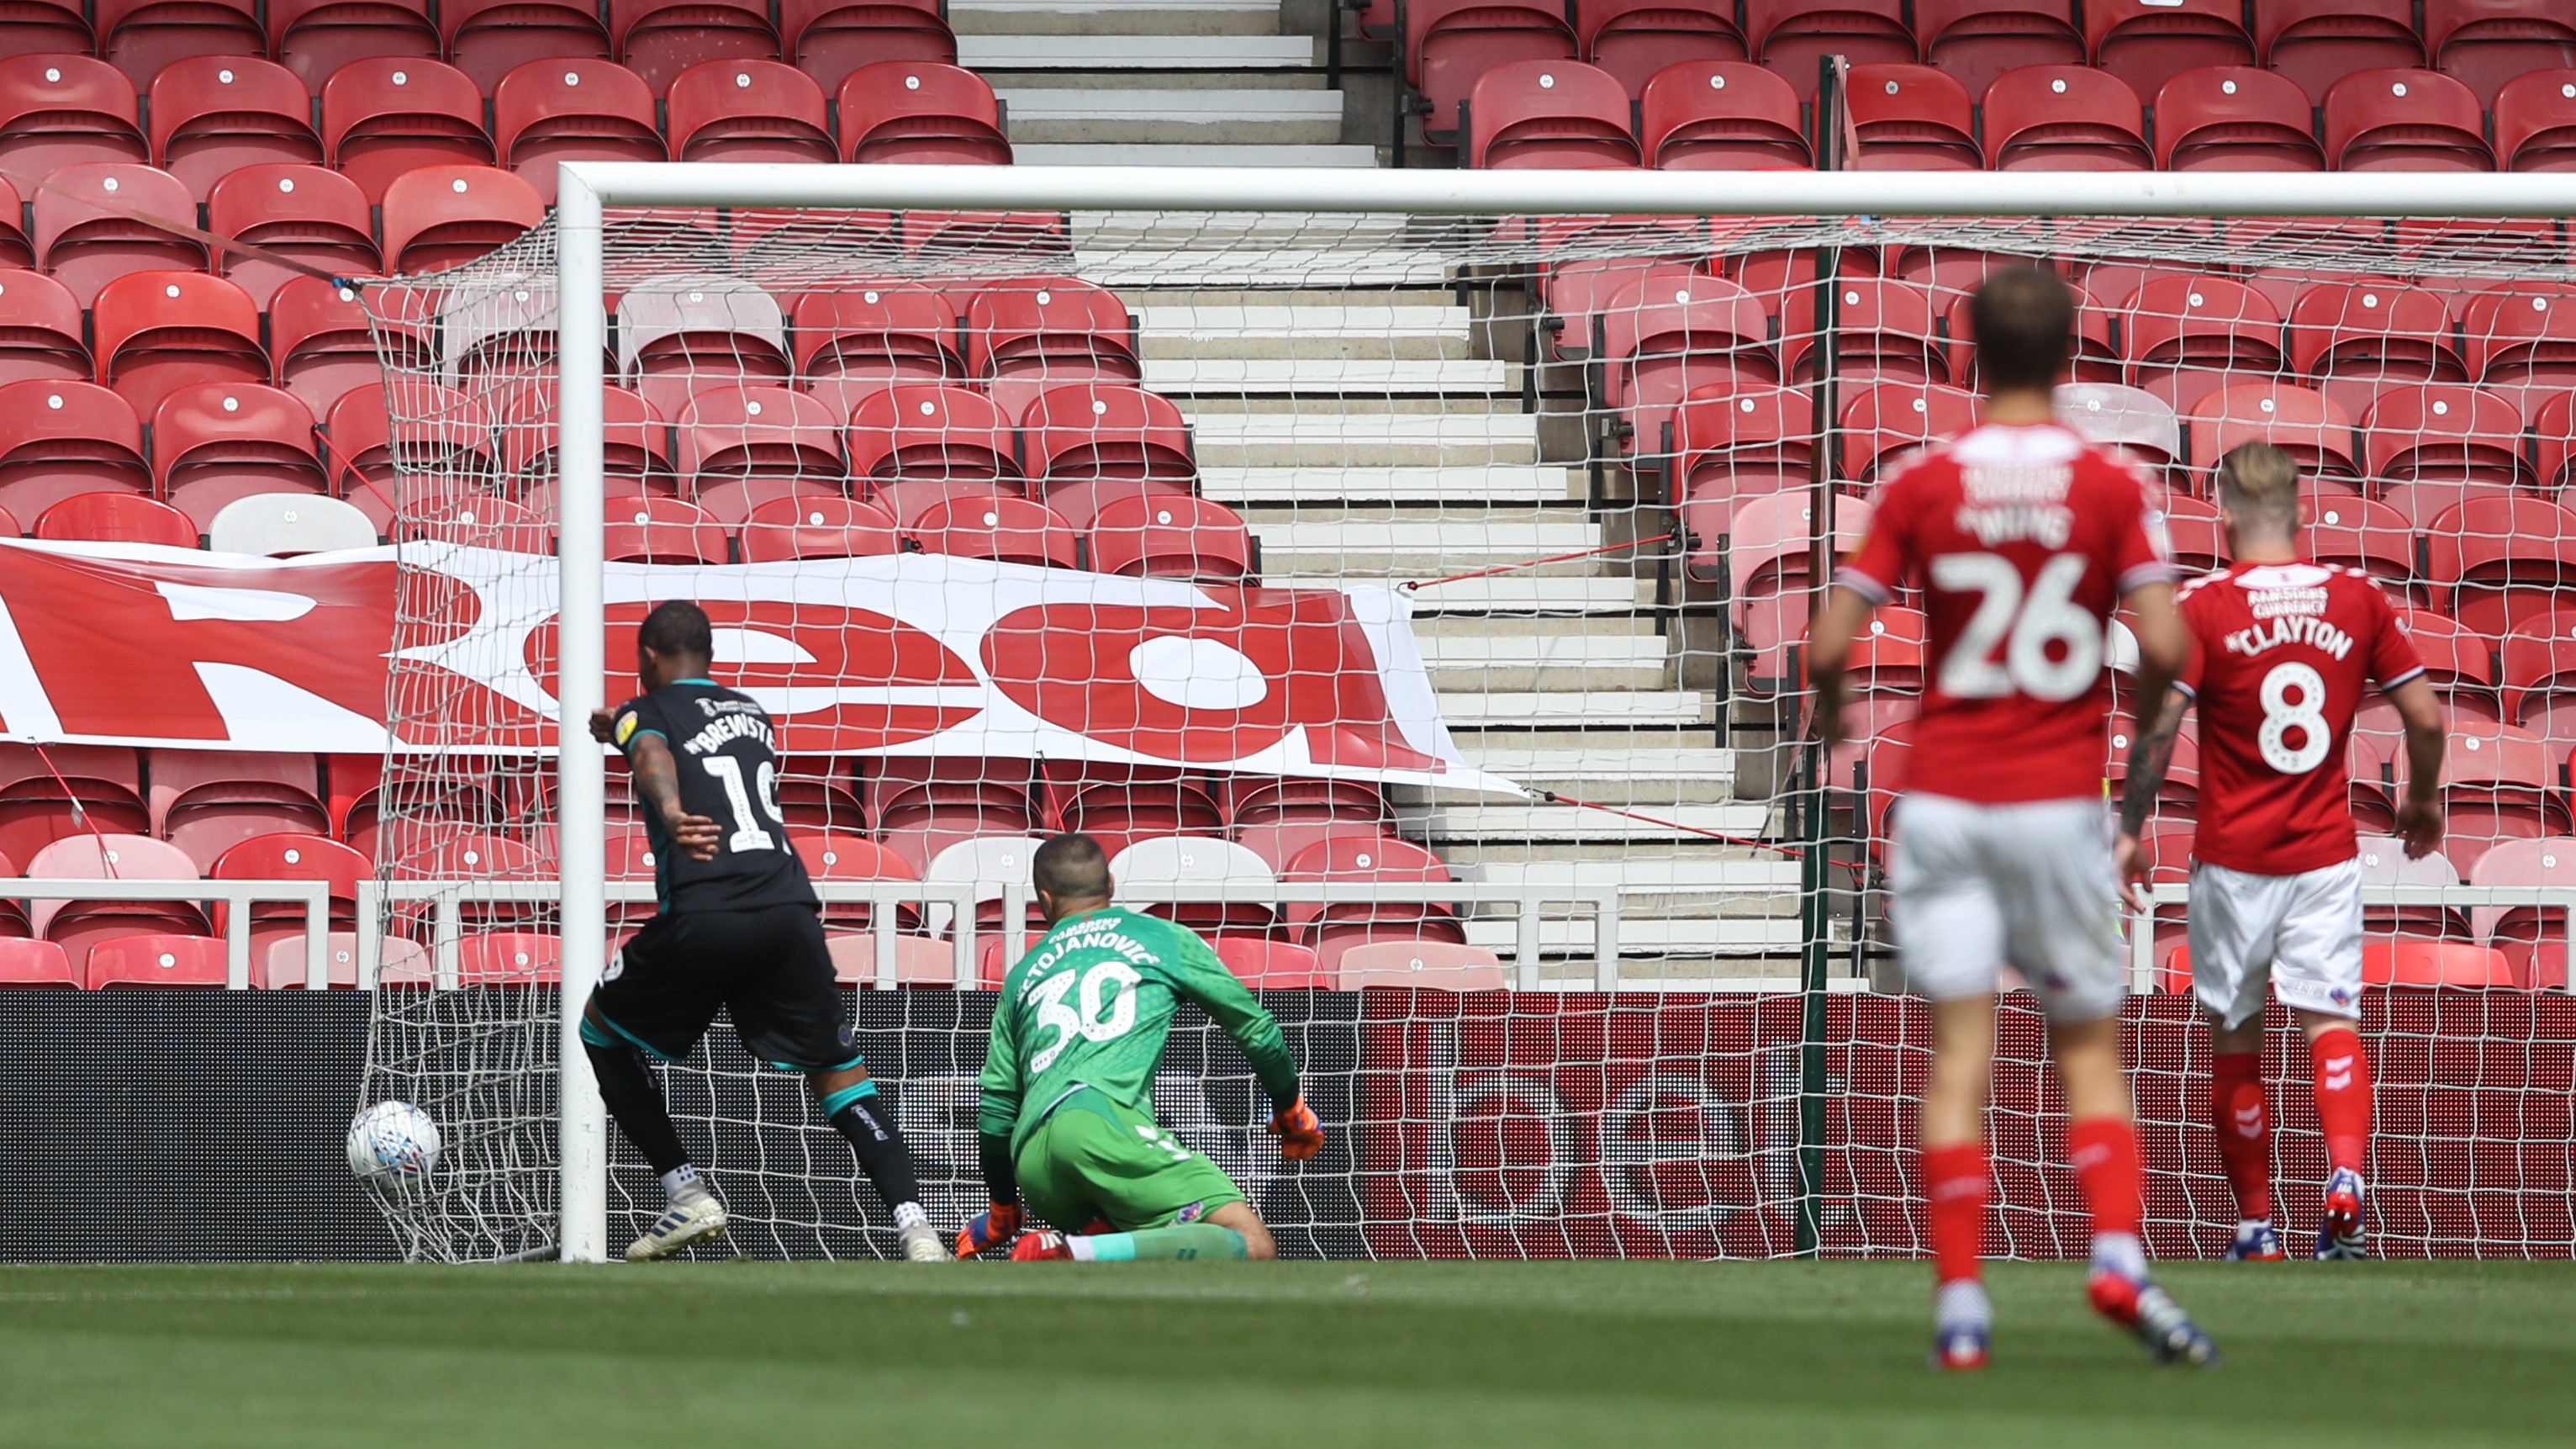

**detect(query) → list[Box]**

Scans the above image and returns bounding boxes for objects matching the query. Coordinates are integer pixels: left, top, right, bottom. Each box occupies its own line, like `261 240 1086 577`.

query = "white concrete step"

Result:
1401 801 1774 845
960 34 1316 67
1400 576 1649 614
1012 143 1377 167
996 88 1343 145
954 0 1282 35
1143 357 1507 392
1187 410 1539 467
1439 690 1710 728
1465 856 1800 893
1417 632 1670 691
1460 747 1738 791
1199 465 1578 505
1074 250 1454 289
1138 304 1471 360
1464 918 1802 955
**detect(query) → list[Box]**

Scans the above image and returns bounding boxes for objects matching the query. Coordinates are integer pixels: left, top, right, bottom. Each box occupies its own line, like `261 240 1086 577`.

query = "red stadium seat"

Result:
1844 63 1981 171
0 748 147 870
1981 65 2151 171
668 60 835 163
1088 494 1254 582
2363 939 2516 987
837 61 1009 165
151 752 330 871
86 933 228 988
2324 69 2494 171
1053 775 1225 864
737 495 899 563
1405 0 1578 143
2183 383 2362 494
618 275 793 422
381 165 543 274
1672 385 1816 554
1745 1 1914 100
439 0 610 94
1638 61 1808 169
1468 61 1639 169
320 56 493 205
150 383 326 529
0 939 77 986
905 492 1077 569
963 277 1143 425
2499 611 2576 740
790 283 964 423
1839 383 1978 483
34 163 204 309
2425 1 2576 107
2306 496 2420 597
2459 283 2576 412
2470 835 2576 986
322 383 499 502
2288 278 2471 417
674 384 846 523
794 832 916 929
204 166 379 310
2352 833 2469 941
2154 66 2325 172
2426 496 2576 637
454 932 562 985
1781 278 1944 387
268 0 440 92
2494 70 2576 172
2054 380 2180 468
781 0 955 96
27 833 209 960
0 0 89 58
1727 489 1871 679
0 55 147 179
1210 937 1327 989
148 56 322 203
2258 0 2425 103
845 383 1020 521
1577 0 1745 98
2418 724 2570 875
0 187 30 273
494 59 667 204
388 491 549 553
1279 834 1460 938
610 0 780 96
0 380 150 522
1914 3 2082 102
1021 383 1196 510
32 492 193 547
2364 384 2532 522
864 758 1037 832
270 277 427 415
2122 274 2285 413
2394 610 2504 727
1599 268 1776 469
499 382 674 491
606 495 731 567
2084 0 2251 102
897 209 1070 259
1535 243 1702 364
97 0 262 88
0 270 87 387
1110 835 1280 934
89 270 266 435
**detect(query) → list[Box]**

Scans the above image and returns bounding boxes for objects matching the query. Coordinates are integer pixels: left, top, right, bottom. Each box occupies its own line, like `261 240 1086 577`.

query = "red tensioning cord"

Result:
1403 533 1675 592
1536 789 1805 860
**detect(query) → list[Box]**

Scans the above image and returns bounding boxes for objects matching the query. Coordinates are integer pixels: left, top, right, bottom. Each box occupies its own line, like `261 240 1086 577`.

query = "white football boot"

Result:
899 1221 948 1262
626 1194 729 1261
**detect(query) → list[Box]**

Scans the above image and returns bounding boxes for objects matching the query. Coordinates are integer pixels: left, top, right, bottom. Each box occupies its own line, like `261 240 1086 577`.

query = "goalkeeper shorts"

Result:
1016 1087 1245 1234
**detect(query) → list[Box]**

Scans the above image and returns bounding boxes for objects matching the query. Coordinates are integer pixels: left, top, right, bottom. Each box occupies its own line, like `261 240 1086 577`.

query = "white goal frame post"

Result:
546 164 2576 1262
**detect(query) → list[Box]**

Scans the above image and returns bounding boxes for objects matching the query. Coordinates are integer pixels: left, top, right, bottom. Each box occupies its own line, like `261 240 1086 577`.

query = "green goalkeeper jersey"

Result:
979 906 1299 1159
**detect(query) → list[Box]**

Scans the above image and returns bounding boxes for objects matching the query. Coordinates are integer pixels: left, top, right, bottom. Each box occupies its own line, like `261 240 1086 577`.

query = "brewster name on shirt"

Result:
1953 463 2074 548
680 706 775 756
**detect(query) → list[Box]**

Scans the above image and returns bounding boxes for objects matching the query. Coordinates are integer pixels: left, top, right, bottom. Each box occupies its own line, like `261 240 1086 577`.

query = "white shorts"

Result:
2187 857 2364 1031
1889 793 2126 1023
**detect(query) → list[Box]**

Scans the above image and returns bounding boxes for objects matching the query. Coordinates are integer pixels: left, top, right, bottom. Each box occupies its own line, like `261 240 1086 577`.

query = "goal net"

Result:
354 169 2575 1264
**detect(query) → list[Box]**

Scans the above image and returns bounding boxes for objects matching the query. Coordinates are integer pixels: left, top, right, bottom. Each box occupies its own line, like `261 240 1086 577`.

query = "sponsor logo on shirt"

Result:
1952 463 2076 547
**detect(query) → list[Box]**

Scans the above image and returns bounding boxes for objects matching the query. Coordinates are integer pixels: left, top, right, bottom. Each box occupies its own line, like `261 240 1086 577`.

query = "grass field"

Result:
0 1260 2564 1448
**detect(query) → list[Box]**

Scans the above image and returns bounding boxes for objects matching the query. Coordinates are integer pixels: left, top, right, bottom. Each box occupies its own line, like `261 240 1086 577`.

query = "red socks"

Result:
2209 1050 2272 1219
1921 1142 1989 1284
2066 1116 2144 1240
2309 1028 2373 1177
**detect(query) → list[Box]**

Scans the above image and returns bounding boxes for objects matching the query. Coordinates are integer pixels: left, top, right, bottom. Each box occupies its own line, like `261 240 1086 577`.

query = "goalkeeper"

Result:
957 833 1322 1262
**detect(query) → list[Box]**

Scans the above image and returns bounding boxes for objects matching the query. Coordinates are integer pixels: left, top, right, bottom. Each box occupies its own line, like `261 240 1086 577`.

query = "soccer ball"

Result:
348 1101 441 1193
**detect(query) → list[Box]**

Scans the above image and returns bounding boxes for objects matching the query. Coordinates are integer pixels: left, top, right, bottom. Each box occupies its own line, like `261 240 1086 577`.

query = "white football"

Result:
348 1101 441 1193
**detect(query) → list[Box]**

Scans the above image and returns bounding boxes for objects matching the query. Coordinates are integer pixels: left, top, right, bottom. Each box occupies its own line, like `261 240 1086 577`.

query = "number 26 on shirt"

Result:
1930 552 2102 702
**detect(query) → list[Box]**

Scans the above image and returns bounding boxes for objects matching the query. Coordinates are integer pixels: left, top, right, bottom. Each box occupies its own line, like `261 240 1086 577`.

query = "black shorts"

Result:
589 904 858 1074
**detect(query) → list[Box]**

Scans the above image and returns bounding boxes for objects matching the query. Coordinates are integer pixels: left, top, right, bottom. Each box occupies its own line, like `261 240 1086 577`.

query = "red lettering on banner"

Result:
525 600 985 753
979 589 1440 768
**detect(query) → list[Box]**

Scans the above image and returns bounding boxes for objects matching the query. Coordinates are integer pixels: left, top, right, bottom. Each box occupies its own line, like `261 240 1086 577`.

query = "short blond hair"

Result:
2215 442 2300 537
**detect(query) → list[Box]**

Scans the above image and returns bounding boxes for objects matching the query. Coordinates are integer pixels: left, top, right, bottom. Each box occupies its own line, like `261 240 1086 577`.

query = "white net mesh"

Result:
355 203 2576 1263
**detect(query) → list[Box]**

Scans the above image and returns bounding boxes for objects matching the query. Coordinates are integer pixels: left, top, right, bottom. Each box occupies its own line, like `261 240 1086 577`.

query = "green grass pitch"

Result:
1 1260 2565 1447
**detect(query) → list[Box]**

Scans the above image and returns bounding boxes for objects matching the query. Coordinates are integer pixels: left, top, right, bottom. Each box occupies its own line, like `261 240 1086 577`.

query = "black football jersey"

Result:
610 679 818 914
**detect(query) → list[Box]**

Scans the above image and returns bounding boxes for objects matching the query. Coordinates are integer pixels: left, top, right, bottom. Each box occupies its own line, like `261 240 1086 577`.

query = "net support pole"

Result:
554 167 611 1265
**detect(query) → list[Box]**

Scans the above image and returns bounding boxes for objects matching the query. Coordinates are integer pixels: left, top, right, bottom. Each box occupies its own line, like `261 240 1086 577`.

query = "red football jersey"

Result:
2177 560 2425 875
1839 422 2175 804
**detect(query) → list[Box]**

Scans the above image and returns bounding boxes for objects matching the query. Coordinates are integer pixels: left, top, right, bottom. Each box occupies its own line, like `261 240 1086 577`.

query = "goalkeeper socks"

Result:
2309 1028 2373 1178
824 1086 926 1217
1065 1226 1249 1262
2067 1114 2144 1244
583 1038 690 1177
2209 1050 2273 1220
661 1165 710 1207
1920 1142 1988 1286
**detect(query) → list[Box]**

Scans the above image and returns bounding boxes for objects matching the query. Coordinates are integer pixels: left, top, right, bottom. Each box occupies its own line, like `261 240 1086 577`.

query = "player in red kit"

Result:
1812 267 2215 1371
2115 442 2447 1263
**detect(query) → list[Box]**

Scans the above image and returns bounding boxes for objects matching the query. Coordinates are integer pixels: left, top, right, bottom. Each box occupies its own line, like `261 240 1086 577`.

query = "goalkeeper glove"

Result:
1266 1097 1325 1161
955 1203 1022 1258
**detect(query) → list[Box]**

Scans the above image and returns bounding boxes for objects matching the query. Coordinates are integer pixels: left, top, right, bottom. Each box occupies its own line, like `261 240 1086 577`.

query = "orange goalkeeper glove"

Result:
956 1203 1021 1258
1266 1097 1324 1161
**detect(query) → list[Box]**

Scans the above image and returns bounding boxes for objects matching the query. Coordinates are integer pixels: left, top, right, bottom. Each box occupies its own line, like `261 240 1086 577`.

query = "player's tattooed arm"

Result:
2118 685 2190 840
624 732 722 861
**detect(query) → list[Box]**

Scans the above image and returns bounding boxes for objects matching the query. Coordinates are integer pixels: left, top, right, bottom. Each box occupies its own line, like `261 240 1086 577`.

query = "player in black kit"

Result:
580 600 945 1262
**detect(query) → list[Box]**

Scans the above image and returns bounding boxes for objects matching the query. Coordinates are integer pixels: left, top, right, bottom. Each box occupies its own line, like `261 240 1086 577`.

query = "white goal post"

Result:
536 165 2576 1265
